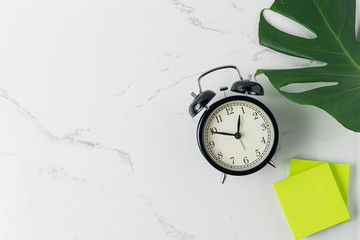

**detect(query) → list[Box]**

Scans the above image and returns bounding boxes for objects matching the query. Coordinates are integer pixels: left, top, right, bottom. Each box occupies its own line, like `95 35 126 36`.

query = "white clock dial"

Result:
201 99 276 172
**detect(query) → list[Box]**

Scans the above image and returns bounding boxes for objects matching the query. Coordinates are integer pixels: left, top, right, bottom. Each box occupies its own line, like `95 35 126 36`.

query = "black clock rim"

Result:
197 95 279 176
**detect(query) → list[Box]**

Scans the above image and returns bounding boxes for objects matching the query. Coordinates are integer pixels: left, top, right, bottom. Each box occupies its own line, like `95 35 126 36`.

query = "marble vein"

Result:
171 0 227 33
136 72 200 108
158 54 183 72
36 163 124 196
113 82 134 97
141 195 196 240
0 88 133 170
228 44 250 56
0 151 107 193
273 130 293 158
228 0 243 12
281 130 293 137
252 49 272 61
38 164 91 183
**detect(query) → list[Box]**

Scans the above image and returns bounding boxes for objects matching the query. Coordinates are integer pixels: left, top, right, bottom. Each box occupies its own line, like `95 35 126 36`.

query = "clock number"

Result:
261 137 266 144
217 152 223 159
230 156 235 164
210 127 217 135
261 123 267 131
226 107 234 115
252 112 259 120
241 107 245 114
216 115 223 123
255 149 261 157
243 156 249 164
208 141 215 148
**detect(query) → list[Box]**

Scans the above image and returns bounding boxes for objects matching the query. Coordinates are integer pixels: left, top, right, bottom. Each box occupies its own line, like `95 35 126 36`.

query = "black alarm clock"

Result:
189 65 279 183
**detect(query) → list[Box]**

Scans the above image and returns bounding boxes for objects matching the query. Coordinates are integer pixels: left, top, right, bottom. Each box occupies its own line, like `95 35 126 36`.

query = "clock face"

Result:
197 96 278 175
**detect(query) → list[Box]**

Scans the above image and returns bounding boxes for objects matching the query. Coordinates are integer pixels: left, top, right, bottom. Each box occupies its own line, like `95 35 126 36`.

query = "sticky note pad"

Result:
273 163 351 240
289 159 350 206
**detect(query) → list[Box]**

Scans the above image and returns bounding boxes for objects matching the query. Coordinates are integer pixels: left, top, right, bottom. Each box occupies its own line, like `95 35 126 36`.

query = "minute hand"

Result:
237 115 241 134
212 131 235 136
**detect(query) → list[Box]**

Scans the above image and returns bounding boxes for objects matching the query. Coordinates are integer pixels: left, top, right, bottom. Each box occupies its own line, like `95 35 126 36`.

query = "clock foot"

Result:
268 160 276 168
221 173 228 184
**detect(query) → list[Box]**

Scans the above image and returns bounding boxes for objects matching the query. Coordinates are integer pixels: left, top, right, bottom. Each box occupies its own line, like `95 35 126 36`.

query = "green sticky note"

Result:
289 159 350 206
273 163 351 240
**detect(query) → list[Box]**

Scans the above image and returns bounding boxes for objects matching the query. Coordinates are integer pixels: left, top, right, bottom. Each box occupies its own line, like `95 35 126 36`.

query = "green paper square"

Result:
289 159 350 206
273 163 351 240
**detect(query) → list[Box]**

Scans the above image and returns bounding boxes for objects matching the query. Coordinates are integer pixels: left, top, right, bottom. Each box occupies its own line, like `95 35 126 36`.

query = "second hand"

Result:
240 139 246 150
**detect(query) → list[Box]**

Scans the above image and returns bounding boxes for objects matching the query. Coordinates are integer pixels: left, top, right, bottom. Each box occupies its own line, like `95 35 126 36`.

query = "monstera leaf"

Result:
256 0 360 132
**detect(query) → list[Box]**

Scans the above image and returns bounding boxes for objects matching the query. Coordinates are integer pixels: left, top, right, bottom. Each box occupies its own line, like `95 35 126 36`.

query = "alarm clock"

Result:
189 65 279 183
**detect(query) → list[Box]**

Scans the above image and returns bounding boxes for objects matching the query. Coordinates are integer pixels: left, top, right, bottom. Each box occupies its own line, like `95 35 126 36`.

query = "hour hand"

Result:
211 130 235 136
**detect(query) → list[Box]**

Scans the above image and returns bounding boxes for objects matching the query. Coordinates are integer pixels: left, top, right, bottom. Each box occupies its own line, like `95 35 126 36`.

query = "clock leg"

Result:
221 173 228 184
268 160 276 168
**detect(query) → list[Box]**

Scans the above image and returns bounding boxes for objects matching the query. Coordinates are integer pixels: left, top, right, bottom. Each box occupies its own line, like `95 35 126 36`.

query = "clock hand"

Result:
239 139 246 150
234 115 242 139
235 115 246 150
211 130 235 136
237 115 241 134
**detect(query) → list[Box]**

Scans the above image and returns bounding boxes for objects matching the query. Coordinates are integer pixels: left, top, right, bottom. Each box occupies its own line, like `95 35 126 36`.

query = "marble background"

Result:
0 0 359 239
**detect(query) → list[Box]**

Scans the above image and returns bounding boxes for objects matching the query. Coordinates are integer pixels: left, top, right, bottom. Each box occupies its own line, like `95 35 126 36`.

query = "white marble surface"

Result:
0 0 359 239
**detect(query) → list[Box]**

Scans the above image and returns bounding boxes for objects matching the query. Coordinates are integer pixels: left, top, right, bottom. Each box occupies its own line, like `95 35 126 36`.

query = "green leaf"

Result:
256 0 360 132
